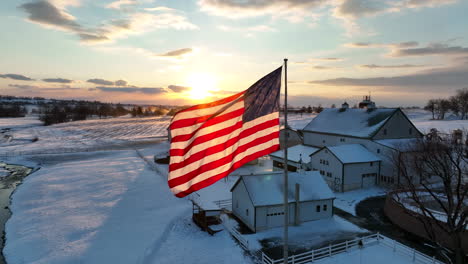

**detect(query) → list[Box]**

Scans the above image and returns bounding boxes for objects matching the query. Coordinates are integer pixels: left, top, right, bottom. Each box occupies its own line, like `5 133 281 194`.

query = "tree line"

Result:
0 104 28 117
425 88 468 120
39 102 129 126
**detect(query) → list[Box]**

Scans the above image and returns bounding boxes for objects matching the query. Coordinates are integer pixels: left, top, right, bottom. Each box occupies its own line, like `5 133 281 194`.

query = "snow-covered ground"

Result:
4 149 251 264
315 242 429 264
1 109 465 264
0 116 42 130
0 116 171 155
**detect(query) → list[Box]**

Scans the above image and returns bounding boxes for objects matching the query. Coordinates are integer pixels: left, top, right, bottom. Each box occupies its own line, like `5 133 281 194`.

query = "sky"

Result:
1 0 468 107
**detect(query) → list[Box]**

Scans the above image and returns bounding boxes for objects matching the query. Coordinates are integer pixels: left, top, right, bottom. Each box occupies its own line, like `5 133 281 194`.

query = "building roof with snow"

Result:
303 108 398 138
324 144 381 164
231 171 335 207
269 144 319 163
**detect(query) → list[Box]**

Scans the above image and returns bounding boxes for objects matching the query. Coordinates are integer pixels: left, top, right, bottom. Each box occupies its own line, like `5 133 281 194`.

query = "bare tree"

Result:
393 139 468 264
425 99 437 120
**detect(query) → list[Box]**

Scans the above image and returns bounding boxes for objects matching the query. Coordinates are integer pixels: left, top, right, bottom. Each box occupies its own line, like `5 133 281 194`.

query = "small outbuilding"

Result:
269 144 319 172
231 171 335 232
310 144 381 192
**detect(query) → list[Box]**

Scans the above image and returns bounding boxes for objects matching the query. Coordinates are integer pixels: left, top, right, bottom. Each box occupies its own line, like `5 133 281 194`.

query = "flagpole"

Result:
282 58 289 264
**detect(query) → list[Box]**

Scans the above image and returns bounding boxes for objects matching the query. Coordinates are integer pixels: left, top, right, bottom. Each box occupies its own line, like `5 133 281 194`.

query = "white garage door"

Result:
362 173 376 188
266 206 285 228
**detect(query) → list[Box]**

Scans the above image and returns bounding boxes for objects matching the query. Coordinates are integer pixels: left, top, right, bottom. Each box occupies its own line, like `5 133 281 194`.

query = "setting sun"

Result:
186 72 217 100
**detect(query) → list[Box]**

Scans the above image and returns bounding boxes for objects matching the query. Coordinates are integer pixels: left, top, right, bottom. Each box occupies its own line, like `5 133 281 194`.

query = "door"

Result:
266 206 285 229
362 173 376 188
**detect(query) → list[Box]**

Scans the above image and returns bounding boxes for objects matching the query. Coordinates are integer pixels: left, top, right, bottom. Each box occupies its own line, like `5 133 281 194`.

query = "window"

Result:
377 149 380 154
320 159 323 164
323 140 326 143
340 138 345 142
316 205 321 212
246 209 249 216
370 162 373 167
323 204 327 211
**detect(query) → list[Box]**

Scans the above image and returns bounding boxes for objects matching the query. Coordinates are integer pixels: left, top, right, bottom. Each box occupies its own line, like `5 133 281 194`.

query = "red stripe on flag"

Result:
169 121 243 158
168 130 279 188
173 144 280 198
174 91 244 115
169 118 279 169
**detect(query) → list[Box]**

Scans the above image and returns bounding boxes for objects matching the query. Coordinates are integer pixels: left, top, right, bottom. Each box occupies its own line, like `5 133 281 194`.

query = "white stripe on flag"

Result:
171 96 243 122
170 101 244 138
169 124 279 178
171 137 279 195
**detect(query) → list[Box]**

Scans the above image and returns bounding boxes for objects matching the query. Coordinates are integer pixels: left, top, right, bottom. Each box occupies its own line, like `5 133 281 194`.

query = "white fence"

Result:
260 233 444 264
213 199 232 211
222 218 250 251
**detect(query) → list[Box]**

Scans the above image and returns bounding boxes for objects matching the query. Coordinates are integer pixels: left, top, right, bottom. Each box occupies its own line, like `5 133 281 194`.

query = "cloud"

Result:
95 86 167 94
218 24 276 33
359 64 426 69
8 84 82 91
106 0 137 9
87 78 115 85
198 0 326 21
334 0 390 19
0 73 34 81
316 57 343 61
168 85 191 93
115 80 128 86
311 65 336 70
156 48 193 59
309 65 468 91
8 84 38 89
42 78 73 83
391 43 468 57
19 1 198 44
344 41 416 48
144 6 178 12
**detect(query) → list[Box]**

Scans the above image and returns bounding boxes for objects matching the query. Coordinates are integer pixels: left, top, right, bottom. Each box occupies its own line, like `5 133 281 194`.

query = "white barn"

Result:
310 144 381 192
302 106 423 188
231 171 335 232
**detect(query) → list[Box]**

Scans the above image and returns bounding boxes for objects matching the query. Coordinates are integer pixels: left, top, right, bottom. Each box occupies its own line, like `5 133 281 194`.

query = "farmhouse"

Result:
271 97 424 191
302 101 423 190
231 171 335 232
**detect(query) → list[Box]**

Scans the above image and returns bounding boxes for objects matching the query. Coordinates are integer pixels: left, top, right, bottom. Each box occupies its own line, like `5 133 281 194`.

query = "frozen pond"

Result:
0 163 33 264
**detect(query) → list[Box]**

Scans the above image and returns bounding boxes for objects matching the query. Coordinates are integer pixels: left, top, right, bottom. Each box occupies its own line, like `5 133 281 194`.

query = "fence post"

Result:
292 255 295 264
311 250 314 262
412 249 416 262
262 252 265 264
393 240 396 252
377 232 380 242
432 256 436 264
345 240 348 252
329 244 331 256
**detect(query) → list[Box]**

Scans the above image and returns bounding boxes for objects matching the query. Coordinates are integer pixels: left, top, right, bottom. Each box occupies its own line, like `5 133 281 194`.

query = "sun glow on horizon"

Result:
186 72 218 100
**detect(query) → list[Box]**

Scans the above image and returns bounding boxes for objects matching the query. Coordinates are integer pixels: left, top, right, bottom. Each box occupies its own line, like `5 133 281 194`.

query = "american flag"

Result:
168 67 283 197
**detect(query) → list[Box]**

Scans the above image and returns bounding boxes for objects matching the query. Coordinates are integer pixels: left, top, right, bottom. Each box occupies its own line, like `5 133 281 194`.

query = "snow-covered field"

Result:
1 109 465 264
4 149 251 264
0 116 171 155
